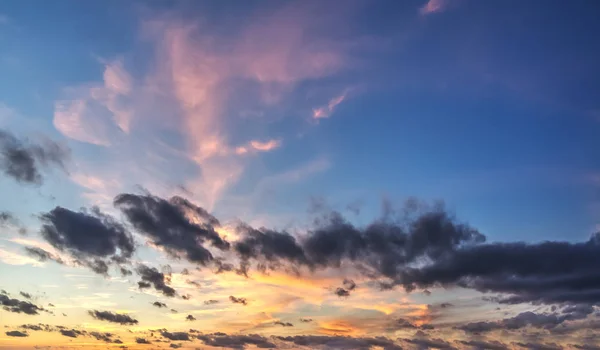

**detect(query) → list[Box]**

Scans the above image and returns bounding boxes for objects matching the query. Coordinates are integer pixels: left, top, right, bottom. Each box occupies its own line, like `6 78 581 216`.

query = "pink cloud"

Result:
419 0 449 15
313 92 347 120
53 59 133 145
55 3 348 212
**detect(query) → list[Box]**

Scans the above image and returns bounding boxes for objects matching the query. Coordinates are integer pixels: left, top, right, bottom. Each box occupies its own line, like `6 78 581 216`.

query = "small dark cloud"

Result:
440 302 453 308
90 331 118 343
229 295 247 305
120 267 132 276
48 303 55 307
19 291 32 299
181 294 191 300
136 338 151 344
6 330 28 337
0 293 48 315
170 344 182 349
274 321 294 327
459 340 509 350
60 329 80 338
395 318 418 329
170 308 178 313
403 336 457 350
186 314 196 321
199 333 276 349
334 287 350 297
514 342 563 350
161 331 190 341
299 318 313 323
204 300 219 305
136 264 176 297
153 301 167 308
342 279 356 291
181 268 190 275
278 335 402 350
20 324 52 331
88 310 138 325
39 206 134 275
0 129 69 185
114 193 229 265
186 279 201 288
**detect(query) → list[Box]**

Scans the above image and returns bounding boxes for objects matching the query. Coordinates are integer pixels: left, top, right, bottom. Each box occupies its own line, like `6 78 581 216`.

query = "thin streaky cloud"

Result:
313 92 347 120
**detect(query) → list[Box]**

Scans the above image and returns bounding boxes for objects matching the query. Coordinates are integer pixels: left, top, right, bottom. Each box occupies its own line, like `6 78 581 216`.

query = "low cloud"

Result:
0 291 48 315
198 333 276 349
88 310 139 325
161 331 190 341
5 330 28 337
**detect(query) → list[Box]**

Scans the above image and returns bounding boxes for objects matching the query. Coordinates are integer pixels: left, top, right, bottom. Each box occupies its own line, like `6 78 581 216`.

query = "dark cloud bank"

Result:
21 188 600 309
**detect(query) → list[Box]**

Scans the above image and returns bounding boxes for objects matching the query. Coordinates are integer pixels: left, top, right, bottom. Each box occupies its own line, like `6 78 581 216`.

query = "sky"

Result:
0 0 599 349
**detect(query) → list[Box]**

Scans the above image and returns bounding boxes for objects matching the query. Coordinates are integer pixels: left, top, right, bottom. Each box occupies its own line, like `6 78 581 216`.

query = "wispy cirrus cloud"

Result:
312 92 348 120
54 2 350 212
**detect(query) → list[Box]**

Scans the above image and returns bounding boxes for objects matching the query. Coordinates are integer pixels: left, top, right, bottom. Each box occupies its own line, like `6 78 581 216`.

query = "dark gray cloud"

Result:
458 308 595 334
23 247 64 264
153 301 167 308
299 318 313 323
136 264 176 297
161 331 190 341
572 345 600 350
60 329 81 338
186 314 196 321
0 129 69 185
6 330 28 337
199 333 276 349
394 232 600 305
204 299 219 305
334 287 350 297
170 344 182 349
88 310 138 325
334 278 357 297
20 324 53 332
19 291 32 299
136 337 151 344
39 206 134 274
90 331 119 343
0 291 48 315
114 193 229 265
278 335 402 350
273 321 293 327
514 342 564 350
459 340 509 350
229 295 248 305
120 267 132 276
403 336 457 350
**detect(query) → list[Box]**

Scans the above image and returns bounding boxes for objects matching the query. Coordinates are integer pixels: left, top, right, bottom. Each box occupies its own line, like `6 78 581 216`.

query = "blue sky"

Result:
1 1 600 349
